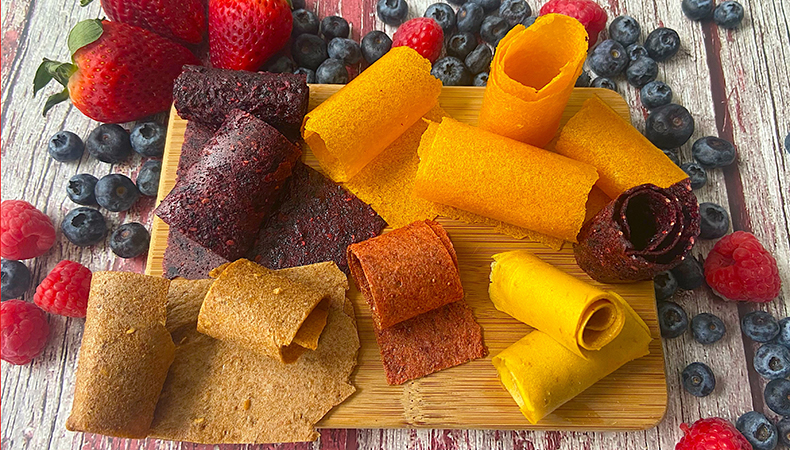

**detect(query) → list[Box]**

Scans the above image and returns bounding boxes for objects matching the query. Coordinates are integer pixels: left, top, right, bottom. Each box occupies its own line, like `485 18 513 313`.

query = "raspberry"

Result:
704 231 781 302
392 18 444 63
539 0 608 47
0 200 56 260
676 417 752 450
1 300 50 365
34 260 92 318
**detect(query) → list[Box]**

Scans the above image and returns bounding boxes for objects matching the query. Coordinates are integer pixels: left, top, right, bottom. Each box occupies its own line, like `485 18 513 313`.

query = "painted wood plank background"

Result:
1 0 787 448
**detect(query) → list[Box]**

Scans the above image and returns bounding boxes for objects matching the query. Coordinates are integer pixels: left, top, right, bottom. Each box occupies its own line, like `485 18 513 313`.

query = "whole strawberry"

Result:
1 300 50 365
0 200 56 261
209 0 293 71
392 18 444 63
704 231 781 302
34 20 200 123
676 417 751 450
540 0 607 47
82 0 206 43
34 260 92 318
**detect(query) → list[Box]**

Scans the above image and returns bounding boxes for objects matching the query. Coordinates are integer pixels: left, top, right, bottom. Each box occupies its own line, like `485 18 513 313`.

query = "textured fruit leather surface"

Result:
146 86 667 431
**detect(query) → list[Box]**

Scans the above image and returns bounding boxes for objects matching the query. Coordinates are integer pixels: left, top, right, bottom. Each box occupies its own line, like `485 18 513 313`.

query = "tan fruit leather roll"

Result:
66 272 174 438
477 14 588 148
413 118 599 243
489 250 625 357
198 259 330 363
302 46 442 182
492 296 652 424
555 96 689 198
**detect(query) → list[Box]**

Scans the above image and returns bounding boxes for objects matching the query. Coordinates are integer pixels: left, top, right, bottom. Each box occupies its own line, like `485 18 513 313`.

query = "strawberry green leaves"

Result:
67 19 104 56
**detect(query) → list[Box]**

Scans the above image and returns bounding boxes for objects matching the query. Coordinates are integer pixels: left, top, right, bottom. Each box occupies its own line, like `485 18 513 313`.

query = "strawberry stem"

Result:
79 0 95 6
43 89 70 117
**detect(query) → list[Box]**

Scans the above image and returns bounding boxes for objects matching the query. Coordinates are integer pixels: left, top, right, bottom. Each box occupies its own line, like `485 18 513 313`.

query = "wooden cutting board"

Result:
145 86 667 431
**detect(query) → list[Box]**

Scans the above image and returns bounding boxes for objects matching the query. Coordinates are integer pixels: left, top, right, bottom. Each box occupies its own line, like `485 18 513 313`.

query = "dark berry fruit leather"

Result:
163 229 230 280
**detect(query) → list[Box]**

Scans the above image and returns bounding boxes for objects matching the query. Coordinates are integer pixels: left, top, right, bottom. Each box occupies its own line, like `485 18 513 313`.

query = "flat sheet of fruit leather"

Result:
492 296 652 424
155 109 301 261
574 180 700 282
489 250 625 358
149 262 359 444
248 162 386 275
176 120 218 181
414 118 599 243
554 95 689 198
66 272 174 439
162 229 229 280
173 66 309 141
477 15 587 148
302 46 442 182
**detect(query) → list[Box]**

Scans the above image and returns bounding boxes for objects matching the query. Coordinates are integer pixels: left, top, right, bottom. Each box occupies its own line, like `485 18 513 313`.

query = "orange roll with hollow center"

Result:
478 14 588 148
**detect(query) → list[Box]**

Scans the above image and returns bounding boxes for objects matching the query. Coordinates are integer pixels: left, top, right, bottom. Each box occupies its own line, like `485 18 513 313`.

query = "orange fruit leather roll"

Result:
302 46 442 182
414 118 599 243
478 14 588 148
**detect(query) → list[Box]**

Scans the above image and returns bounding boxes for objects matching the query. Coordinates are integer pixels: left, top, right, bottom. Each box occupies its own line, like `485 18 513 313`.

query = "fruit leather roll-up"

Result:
414 118 599 243
492 296 652 424
66 272 174 438
555 96 689 198
155 109 301 261
489 250 625 357
197 259 331 363
302 46 442 182
346 220 464 329
574 180 700 283
477 14 587 148
173 66 309 140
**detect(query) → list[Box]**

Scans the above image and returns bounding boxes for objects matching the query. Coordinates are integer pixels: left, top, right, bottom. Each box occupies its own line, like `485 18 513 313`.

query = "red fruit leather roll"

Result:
173 66 309 141
574 179 700 283
155 109 301 261
176 120 218 181
346 220 464 330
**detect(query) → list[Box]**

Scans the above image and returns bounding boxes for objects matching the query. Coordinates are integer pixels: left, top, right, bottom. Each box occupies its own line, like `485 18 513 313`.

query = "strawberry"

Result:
34 20 200 123
209 0 293 71
82 0 207 44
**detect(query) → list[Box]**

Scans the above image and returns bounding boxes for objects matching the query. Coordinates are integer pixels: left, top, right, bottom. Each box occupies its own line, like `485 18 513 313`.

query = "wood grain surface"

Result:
1 0 788 448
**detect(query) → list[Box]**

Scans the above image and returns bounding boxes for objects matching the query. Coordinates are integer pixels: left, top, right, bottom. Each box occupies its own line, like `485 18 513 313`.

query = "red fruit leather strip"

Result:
176 120 218 181
162 229 229 280
347 220 464 330
617 184 682 253
155 109 301 261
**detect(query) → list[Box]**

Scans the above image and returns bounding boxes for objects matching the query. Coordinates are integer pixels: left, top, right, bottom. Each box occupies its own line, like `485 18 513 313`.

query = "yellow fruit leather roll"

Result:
302 46 442 182
489 250 625 357
414 117 599 243
492 297 652 424
555 96 689 198
478 14 588 148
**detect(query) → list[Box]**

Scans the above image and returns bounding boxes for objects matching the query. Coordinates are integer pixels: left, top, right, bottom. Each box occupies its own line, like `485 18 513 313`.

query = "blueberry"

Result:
765 378 790 416
448 0 466 4
315 58 349 84
775 317 790 348
681 163 707 189
465 44 493 74
640 81 673 110
61 207 108 247
737 411 778 450
292 9 319 36
691 313 726 344
754 344 790 380
499 0 530 26
626 56 658 88
588 40 629 78
663 149 681 166
467 0 500 13
645 103 695 149
48 131 84 162
291 0 305 9
292 34 329 70
691 136 737 168
698 202 730 239
447 32 477 60
785 132 790 154
473 72 488 86
681 362 715 397
456 3 485 34
591 77 617 91
777 418 790 447
521 16 537 28
480 16 510 46
95 173 140 212
86 124 132 164
294 67 316 83
1 260 31 301
136 159 161 197
576 71 591 87
658 301 688 338
67 173 98 205
609 15 641 47
361 31 392 64
327 38 362 65
377 0 408 26
263 54 297 73
109 222 150 258
320 16 350 40
644 27 681 62
714 1 744 29
626 43 648 62
671 256 705 290
742 311 780 343
130 122 165 157
682 0 714 21
431 56 472 86
654 271 678 300
425 3 456 33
